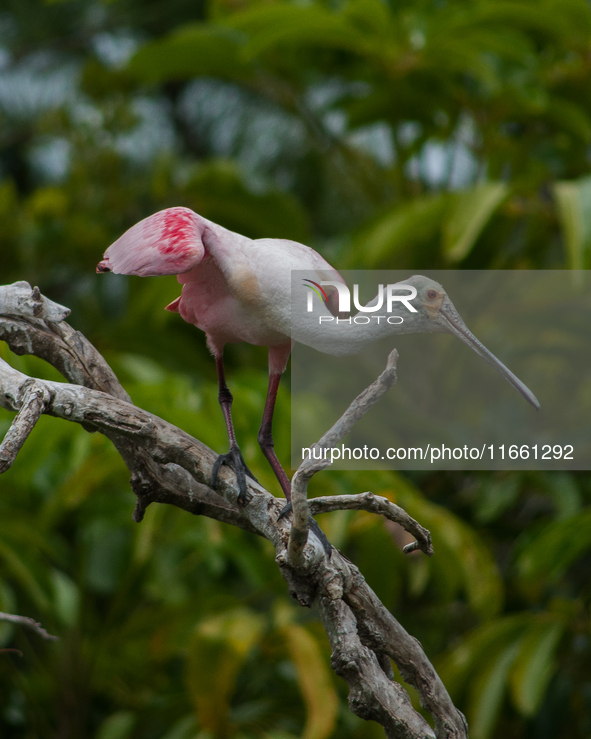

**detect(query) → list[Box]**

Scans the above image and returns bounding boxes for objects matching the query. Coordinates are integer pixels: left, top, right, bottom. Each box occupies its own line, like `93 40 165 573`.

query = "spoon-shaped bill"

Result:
440 302 540 411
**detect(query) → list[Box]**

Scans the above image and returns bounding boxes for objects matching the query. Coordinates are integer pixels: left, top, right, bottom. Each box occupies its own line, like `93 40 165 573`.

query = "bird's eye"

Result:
427 289 438 300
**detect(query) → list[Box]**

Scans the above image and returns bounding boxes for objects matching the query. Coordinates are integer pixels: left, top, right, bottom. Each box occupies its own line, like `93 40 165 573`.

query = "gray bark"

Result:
0 281 467 739
0 611 58 641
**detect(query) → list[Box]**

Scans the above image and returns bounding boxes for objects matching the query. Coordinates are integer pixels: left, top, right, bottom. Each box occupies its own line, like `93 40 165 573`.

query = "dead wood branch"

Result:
308 493 433 556
0 281 466 739
0 383 50 473
0 612 58 641
320 598 434 739
289 350 400 564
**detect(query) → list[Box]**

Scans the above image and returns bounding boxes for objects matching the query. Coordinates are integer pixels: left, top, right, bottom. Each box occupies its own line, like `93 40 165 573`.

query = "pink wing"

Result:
97 207 206 276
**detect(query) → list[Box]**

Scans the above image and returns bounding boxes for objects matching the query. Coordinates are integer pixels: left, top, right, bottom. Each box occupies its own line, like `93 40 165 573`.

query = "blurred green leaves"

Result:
183 160 310 242
129 25 250 83
553 175 591 269
508 616 565 717
438 612 566 738
186 608 265 734
353 182 509 268
275 603 338 739
514 508 591 595
394 481 504 619
2 0 591 737
442 183 509 262
352 193 449 268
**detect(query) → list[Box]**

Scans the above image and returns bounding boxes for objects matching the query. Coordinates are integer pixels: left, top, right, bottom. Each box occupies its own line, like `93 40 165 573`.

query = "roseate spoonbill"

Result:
97 207 539 506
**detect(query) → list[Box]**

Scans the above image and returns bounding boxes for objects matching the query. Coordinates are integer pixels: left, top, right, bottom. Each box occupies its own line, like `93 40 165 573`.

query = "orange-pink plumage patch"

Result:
97 206 205 276
151 208 198 258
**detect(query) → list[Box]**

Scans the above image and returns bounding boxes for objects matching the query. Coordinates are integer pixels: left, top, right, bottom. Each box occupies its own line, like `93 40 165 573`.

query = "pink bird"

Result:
96 206 344 507
97 206 539 512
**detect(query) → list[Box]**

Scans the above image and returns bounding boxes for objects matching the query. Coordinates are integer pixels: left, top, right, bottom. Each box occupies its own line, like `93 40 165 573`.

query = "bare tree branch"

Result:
0 282 70 323
0 382 50 473
319 597 435 739
308 493 433 556
289 349 400 564
0 612 58 641
340 566 468 738
0 281 467 739
278 540 466 737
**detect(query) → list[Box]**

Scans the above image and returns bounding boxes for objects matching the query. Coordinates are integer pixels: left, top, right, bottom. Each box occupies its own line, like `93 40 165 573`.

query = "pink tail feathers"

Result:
96 207 206 277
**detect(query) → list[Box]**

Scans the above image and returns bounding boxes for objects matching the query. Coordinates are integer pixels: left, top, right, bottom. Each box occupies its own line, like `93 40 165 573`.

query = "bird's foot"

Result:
277 502 332 558
278 502 292 520
211 444 258 506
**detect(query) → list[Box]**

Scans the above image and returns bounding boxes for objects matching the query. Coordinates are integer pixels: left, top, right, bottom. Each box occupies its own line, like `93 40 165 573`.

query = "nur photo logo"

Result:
303 279 418 324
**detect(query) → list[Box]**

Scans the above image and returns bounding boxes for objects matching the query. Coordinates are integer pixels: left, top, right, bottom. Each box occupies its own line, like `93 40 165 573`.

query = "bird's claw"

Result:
277 502 292 520
211 444 258 505
312 519 332 558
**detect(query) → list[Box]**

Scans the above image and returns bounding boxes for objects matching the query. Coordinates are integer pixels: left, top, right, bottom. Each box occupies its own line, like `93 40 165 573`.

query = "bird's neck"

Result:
290 308 436 356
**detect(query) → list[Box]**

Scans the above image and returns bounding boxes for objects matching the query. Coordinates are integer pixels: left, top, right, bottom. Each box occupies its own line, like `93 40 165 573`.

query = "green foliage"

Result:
438 611 567 737
129 26 250 83
442 182 509 262
514 509 591 594
553 175 591 269
1 0 591 737
395 482 504 619
185 608 266 734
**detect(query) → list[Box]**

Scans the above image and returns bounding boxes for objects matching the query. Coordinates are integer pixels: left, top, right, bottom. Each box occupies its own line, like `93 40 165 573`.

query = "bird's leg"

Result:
211 354 258 504
258 371 332 557
257 371 292 501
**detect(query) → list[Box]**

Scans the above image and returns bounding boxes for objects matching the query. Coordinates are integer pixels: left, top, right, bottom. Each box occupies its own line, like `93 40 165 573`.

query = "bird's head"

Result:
400 275 540 410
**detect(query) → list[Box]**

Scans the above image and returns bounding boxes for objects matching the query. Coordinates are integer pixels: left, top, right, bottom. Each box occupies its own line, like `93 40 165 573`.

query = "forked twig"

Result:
0 384 51 473
308 492 433 556
0 612 58 641
289 349 422 564
0 282 466 739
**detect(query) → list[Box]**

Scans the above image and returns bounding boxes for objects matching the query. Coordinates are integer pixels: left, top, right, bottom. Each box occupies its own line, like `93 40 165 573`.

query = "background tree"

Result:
1 1 590 738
